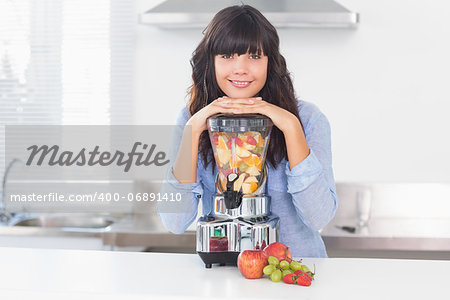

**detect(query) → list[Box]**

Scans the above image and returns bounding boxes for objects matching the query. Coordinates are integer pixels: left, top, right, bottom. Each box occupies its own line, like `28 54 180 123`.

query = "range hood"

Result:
139 0 359 28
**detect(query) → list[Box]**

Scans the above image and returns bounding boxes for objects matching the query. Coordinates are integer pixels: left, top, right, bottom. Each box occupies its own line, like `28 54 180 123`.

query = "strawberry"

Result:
295 265 315 280
306 271 315 280
304 264 315 280
296 273 312 286
246 136 257 145
212 134 219 145
303 272 313 281
260 240 267 250
227 137 244 148
283 273 297 284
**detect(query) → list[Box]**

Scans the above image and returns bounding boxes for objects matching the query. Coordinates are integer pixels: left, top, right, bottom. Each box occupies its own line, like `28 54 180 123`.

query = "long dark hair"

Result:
188 5 301 171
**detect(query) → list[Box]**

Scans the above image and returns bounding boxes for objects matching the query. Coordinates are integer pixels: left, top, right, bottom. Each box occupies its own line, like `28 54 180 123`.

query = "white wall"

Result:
134 0 450 183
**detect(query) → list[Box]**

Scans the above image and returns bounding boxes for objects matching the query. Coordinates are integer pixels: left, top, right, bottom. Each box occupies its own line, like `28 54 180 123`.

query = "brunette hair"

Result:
188 5 301 171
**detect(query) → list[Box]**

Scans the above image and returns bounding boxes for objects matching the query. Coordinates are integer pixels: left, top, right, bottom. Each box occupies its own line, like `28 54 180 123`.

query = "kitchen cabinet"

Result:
0 223 106 250
0 235 103 250
322 217 450 260
0 247 448 299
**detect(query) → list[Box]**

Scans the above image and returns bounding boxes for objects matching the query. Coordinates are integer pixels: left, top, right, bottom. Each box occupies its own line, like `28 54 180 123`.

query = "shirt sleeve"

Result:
284 111 338 231
157 108 203 234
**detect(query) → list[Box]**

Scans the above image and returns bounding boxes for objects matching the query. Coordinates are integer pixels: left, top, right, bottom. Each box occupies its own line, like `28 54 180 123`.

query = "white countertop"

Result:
0 247 449 300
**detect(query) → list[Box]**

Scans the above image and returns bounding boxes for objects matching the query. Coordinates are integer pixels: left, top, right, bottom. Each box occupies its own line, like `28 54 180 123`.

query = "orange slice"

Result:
243 154 261 167
256 158 263 171
218 135 228 150
257 136 265 147
241 182 258 194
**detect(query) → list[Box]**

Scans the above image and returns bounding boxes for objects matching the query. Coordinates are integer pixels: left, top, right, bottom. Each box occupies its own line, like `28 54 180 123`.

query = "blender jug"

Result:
208 113 272 198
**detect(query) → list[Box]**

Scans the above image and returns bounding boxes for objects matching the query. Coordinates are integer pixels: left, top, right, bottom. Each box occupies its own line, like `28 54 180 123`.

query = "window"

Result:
0 0 135 181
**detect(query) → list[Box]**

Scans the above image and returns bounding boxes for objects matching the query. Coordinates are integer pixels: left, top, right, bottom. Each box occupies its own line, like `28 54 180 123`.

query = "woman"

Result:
158 5 337 258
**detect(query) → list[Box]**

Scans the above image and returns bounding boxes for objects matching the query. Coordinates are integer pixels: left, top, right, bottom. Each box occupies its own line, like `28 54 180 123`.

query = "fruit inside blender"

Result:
211 131 267 195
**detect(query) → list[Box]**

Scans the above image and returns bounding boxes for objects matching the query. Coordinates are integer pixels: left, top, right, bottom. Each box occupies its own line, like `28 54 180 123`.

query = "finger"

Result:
228 97 262 105
217 100 232 107
231 96 262 102
222 96 261 101
216 99 253 108
223 101 266 109
218 102 246 109
231 105 255 114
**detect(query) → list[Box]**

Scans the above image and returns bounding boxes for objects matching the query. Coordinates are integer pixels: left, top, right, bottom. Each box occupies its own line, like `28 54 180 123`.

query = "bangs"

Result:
209 13 269 56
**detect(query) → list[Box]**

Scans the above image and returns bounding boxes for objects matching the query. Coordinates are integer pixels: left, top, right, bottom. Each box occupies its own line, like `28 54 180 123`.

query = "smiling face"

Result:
214 52 268 98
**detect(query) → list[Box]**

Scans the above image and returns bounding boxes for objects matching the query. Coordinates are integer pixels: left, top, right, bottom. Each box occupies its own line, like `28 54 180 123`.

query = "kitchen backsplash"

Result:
135 0 450 183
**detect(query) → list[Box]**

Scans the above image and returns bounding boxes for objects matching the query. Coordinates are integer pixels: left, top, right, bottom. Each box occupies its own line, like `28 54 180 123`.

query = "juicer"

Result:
196 113 280 268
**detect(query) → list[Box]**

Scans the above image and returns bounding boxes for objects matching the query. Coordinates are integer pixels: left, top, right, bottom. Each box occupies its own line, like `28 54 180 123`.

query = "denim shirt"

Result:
158 100 338 258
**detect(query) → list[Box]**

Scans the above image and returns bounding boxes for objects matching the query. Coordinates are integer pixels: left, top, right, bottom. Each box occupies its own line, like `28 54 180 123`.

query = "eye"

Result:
220 54 233 59
249 54 261 59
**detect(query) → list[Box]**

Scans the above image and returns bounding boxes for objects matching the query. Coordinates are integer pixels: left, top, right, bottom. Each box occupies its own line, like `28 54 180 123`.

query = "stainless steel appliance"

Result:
196 114 279 268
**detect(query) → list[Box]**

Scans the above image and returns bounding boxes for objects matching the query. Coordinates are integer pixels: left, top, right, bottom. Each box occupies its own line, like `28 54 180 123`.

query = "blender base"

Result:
197 251 240 268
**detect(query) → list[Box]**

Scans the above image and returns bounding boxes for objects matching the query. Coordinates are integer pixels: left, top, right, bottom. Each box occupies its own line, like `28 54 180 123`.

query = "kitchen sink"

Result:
11 214 115 230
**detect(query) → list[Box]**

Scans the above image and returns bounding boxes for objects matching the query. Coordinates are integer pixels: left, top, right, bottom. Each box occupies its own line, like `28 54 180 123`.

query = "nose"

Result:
232 55 248 75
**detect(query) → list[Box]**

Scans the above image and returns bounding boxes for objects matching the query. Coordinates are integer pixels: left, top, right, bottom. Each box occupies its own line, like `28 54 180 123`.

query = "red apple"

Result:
263 242 292 263
237 250 268 279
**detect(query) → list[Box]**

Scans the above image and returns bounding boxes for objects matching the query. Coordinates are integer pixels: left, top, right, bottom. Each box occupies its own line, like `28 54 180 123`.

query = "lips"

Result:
229 79 252 88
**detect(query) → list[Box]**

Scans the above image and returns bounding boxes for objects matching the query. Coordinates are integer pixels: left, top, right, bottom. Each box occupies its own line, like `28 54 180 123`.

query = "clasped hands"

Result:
215 96 299 134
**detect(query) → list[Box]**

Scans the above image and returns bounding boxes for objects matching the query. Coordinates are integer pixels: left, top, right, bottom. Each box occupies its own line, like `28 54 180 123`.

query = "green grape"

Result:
290 261 302 271
279 260 289 270
270 269 282 282
282 269 293 277
300 265 311 273
263 265 276 275
268 256 279 266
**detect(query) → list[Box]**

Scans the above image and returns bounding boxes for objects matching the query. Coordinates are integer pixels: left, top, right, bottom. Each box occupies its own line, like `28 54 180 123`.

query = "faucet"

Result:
0 158 21 224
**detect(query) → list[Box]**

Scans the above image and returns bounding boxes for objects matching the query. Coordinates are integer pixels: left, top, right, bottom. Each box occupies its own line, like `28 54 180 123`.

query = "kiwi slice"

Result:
238 162 249 172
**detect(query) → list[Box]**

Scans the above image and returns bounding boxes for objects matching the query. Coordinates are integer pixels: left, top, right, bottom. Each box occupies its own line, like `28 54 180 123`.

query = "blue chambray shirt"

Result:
158 100 338 258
